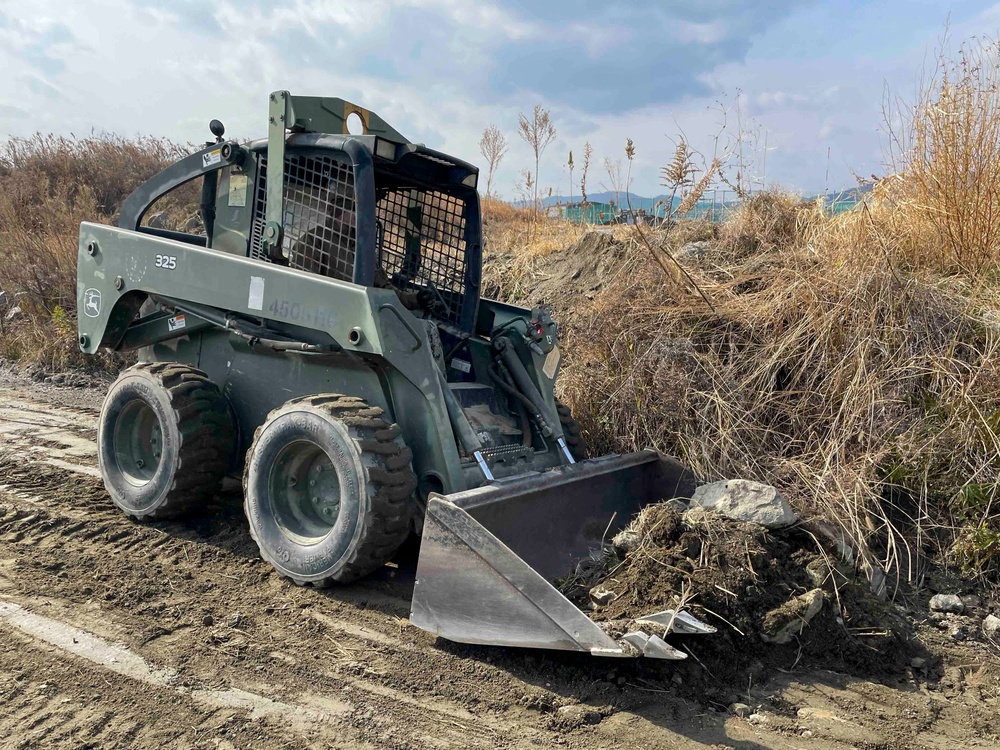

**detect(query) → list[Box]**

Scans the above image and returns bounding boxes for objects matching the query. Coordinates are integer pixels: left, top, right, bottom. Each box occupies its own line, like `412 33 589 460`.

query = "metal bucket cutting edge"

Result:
409 450 710 658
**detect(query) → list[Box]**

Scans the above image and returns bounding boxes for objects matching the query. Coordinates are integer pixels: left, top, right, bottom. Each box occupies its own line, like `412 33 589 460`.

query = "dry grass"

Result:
481 198 632 301
486 199 1000 583
0 134 184 371
481 36 1000 582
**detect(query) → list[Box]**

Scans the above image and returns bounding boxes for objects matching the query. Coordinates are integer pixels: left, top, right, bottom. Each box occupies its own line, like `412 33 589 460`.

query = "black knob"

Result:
209 119 225 141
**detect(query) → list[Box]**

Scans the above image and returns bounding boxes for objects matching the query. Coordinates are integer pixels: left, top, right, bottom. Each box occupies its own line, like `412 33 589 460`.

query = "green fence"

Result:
555 189 864 225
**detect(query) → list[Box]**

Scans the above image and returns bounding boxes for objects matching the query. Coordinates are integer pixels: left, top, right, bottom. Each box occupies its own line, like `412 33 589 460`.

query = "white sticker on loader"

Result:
542 346 561 379
167 314 186 332
248 276 265 311
450 358 472 374
202 149 222 168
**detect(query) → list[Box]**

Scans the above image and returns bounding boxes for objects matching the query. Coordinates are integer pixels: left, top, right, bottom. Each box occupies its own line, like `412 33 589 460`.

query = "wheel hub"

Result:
268 440 342 543
112 400 163 486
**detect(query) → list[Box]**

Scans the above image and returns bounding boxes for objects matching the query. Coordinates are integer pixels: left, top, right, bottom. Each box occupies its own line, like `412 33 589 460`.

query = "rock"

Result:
555 705 602 726
730 702 752 718
910 657 927 670
800 730 814 738
676 241 712 260
589 587 617 606
202 614 215 626
805 557 832 588
947 621 969 642
146 211 169 229
748 713 767 725
963 595 982 609
182 215 203 234
983 615 1000 637
689 480 797 529
5 305 22 322
929 594 964 614
611 529 641 554
761 589 824 644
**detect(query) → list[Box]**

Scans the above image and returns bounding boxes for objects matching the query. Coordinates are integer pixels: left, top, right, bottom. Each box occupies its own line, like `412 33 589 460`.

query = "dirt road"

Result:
0 369 998 749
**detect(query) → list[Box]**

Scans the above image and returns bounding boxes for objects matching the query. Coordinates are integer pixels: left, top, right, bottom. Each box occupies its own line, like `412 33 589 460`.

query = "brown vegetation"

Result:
0 134 184 372
483 37 1000 584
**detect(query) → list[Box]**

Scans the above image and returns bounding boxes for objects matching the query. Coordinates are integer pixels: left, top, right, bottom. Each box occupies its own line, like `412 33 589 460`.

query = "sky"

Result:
0 0 997 199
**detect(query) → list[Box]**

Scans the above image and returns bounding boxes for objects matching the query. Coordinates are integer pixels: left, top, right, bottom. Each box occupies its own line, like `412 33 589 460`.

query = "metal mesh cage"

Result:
375 189 468 326
249 153 357 282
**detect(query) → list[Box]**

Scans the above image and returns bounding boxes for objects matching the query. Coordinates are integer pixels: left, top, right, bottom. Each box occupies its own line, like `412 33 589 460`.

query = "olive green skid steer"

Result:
77 91 713 659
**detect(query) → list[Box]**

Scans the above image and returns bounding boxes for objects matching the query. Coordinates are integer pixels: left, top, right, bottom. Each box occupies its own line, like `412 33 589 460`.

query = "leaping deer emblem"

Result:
83 289 102 317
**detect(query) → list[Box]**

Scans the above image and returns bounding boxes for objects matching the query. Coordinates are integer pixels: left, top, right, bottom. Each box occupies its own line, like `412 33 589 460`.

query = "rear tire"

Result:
97 363 236 519
556 400 588 461
243 394 416 585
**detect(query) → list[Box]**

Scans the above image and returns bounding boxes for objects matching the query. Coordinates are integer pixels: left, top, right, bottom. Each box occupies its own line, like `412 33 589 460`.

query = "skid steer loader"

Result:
76 92 713 659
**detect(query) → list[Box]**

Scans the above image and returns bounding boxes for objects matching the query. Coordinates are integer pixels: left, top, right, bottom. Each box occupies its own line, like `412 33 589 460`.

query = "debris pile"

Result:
562 484 920 686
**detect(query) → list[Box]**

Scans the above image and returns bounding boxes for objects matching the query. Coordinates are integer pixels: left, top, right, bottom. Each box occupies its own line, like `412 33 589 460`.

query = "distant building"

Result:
558 202 618 225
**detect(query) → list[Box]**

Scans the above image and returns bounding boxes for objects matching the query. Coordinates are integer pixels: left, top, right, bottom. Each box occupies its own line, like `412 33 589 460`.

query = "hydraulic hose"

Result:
436 368 494 481
487 364 535 448
150 295 342 353
494 337 575 464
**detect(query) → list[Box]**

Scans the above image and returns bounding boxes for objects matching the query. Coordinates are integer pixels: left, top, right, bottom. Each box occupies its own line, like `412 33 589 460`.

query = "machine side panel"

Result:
141 328 391 462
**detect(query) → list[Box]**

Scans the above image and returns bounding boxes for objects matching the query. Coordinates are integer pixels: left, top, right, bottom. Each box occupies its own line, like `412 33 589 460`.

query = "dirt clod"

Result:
761 588 824 644
730 702 752 718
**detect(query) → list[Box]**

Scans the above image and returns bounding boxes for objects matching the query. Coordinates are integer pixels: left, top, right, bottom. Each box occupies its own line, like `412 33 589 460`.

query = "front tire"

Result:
97 363 236 519
243 395 416 585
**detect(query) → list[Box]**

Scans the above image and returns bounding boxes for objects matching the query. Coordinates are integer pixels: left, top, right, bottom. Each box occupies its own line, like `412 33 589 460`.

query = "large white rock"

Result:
929 594 965 614
689 480 797 529
983 614 1000 637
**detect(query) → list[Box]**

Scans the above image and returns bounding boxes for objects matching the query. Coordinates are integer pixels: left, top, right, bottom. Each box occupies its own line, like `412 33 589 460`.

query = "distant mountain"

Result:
805 183 874 203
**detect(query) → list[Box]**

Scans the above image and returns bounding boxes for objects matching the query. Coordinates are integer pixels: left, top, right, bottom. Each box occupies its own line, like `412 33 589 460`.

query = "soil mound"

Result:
566 504 919 693
521 231 629 308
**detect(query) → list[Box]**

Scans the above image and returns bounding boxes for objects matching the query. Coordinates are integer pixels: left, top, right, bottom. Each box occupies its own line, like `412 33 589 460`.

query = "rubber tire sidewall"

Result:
244 407 369 583
98 372 181 517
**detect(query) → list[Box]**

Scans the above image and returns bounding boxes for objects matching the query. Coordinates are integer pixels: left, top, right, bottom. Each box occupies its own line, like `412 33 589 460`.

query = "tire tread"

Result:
244 394 416 585
103 362 235 520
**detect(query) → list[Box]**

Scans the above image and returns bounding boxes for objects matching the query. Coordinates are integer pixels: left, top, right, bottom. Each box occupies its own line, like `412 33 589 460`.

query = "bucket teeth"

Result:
621 631 688 660
621 631 651 651
635 609 717 635
645 634 688 660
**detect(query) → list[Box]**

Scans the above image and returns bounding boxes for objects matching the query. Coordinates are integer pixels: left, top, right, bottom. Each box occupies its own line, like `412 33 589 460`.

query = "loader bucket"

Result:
410 450 703 657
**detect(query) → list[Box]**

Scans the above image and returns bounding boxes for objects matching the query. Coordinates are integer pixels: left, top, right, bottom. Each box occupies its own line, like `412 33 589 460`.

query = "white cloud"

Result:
0 0 991 197
671 20 729 45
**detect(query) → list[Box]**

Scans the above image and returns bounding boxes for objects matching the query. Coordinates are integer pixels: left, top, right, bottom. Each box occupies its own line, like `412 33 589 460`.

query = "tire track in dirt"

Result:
4 382 997 749
0 444 549 748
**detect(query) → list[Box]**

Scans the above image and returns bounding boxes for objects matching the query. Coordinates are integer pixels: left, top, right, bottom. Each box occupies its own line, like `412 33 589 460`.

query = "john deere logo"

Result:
83 288 102 318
